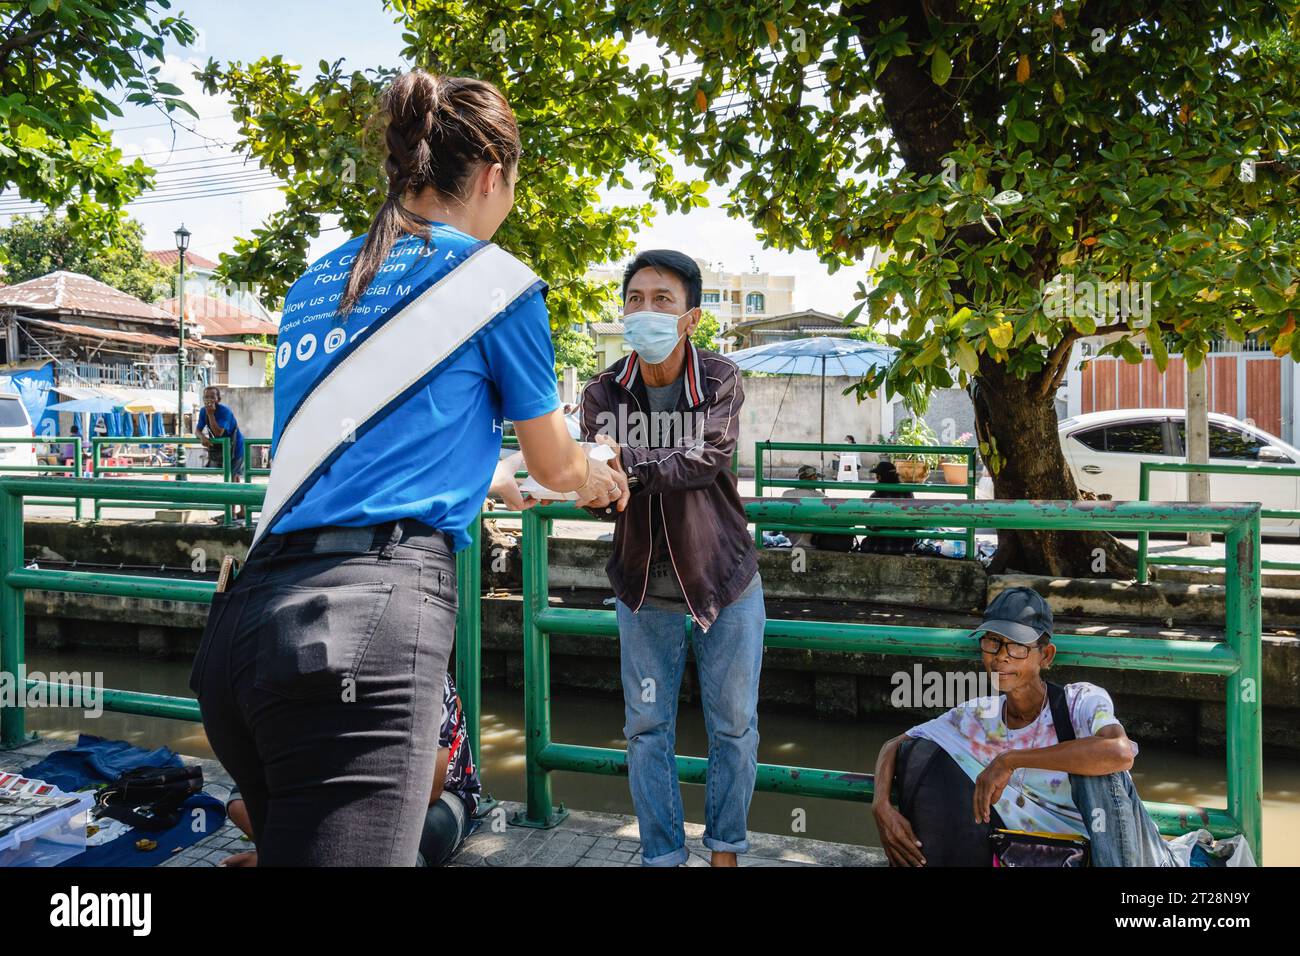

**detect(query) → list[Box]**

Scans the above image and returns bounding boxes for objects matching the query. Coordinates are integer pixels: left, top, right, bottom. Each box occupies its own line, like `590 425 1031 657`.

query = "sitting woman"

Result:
870 586 1174 867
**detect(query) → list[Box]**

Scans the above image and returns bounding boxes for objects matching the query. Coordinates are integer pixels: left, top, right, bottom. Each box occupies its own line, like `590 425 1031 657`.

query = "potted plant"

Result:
941 432 974 485
887 418 939 484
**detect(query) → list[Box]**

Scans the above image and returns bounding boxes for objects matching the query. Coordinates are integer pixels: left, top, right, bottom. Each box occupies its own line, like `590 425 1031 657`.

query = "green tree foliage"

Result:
621 0 1300 574
197 0 708 328
0 211 171 300
553 324 597 379
692 309 721 349
0 0 197 237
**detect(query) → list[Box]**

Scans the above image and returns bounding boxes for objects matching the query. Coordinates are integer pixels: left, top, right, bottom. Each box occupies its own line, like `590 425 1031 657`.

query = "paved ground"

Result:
1 734 884 868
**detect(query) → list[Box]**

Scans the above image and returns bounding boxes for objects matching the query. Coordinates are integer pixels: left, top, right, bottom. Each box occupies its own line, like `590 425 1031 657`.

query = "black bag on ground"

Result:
95 765 204 832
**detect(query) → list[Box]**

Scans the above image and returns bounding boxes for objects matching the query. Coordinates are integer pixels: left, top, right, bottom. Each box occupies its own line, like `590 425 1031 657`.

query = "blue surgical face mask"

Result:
623 309 689 365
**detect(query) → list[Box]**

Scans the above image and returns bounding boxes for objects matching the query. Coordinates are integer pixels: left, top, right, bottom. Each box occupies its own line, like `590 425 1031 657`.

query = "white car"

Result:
1058 408 1300 535
0 392 37 473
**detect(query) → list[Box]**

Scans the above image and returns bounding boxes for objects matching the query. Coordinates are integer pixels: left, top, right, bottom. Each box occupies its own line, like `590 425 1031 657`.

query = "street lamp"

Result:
173 224 190 437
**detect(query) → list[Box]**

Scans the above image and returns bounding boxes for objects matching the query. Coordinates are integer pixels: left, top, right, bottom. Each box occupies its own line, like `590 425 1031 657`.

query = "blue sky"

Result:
3 0 865 313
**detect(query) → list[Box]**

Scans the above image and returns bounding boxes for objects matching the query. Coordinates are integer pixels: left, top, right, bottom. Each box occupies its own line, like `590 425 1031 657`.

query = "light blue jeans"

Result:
1072 769 1177 866
616 582 766 866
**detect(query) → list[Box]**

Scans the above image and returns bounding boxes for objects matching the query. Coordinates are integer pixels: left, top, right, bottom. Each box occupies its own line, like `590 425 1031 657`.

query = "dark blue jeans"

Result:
192 519 458 866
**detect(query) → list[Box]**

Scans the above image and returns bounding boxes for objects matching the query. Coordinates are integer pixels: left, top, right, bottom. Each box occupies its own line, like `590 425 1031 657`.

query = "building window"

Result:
745 292 765 314
702 292 721 305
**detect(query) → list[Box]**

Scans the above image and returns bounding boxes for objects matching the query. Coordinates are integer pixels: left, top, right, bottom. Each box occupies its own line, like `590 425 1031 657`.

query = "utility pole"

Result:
174 224 191 441
1186 358 1211 547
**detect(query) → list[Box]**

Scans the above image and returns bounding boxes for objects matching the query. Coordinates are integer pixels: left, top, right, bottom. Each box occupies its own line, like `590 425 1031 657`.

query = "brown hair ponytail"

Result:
339 70 521 317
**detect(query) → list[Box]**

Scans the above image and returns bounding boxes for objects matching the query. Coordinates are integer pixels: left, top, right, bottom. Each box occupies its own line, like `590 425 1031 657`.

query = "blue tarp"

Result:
0 362 58 438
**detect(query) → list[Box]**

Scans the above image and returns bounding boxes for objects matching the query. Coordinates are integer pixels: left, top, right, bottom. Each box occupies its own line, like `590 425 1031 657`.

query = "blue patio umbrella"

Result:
726 336 897 464
47 397 120 414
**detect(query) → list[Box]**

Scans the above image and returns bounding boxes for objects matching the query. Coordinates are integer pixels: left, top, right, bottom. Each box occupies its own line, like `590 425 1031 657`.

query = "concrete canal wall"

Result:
19 519 1300 754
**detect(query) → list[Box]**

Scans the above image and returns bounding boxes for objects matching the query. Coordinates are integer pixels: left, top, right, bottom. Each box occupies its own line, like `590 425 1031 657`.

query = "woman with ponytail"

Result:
192 71 627 865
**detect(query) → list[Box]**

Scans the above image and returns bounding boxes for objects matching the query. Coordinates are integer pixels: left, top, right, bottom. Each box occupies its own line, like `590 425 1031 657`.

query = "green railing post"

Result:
0 488 24 748
220 437 233 527
1225 515 1264 862
91 437 102 520
753 441 765 547
455 516 483 765
514 507 567 827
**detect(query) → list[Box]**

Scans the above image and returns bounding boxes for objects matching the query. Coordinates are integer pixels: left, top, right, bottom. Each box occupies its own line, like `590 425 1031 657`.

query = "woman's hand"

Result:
973 753 1014 824
872 802 926 867
575 455 628 511
489 452 537 511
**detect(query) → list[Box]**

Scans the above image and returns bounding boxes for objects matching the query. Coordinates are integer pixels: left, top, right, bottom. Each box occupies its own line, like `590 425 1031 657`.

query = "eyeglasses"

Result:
978 635 1040 659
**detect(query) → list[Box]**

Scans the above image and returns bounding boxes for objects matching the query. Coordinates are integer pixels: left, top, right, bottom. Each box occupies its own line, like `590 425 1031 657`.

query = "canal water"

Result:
20 649 1300 864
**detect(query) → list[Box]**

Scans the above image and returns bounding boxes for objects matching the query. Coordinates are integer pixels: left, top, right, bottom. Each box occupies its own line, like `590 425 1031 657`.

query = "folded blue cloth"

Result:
22 734 182 793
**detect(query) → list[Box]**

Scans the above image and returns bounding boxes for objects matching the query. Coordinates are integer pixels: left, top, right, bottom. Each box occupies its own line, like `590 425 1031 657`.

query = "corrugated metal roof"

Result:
590 322 625 335
0 271 176 323
16 315 230 351
147 250 220 271
159 295 279 337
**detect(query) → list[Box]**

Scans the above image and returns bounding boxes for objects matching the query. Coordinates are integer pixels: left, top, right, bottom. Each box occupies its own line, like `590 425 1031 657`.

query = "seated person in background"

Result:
856 460 917 554
780 464 825 549
221 671 482 867
418 671 483 867
870 587 1174 867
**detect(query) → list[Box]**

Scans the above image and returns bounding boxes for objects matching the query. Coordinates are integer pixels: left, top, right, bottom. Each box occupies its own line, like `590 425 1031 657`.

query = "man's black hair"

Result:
622 250 702 310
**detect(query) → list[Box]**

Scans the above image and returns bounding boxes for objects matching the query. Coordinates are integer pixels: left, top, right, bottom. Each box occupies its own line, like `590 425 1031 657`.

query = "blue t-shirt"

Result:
197 404 243 460
269 226 558 550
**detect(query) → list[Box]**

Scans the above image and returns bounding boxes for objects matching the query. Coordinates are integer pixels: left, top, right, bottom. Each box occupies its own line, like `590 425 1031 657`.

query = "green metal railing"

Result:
0 477 487 784
1137 460 1300 583
91 437 233 523
239 439 272 528
754 441 978 555
517 497 1264 860
0 478 1268 860
0 437 83 518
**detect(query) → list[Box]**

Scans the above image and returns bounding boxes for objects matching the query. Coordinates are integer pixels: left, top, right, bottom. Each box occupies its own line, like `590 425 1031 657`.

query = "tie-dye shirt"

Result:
906 682 1133 836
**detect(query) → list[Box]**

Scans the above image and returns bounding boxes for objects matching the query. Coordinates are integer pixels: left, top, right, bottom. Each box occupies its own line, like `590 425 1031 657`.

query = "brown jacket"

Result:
579 341 758 629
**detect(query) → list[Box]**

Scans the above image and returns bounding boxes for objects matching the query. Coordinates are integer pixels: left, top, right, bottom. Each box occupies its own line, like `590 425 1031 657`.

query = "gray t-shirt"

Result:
639 375 759 612
643 377 688 609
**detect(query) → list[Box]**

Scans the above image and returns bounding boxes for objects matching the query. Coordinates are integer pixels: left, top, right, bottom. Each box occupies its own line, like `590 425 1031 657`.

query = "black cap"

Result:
974 586 1053 645
870 460 898 477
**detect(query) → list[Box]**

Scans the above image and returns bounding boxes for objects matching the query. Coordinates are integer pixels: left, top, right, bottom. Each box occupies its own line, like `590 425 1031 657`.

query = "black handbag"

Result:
989 682 1091 867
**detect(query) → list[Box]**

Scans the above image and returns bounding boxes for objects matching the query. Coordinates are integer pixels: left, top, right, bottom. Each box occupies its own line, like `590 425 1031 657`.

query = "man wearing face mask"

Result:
579 250 763 868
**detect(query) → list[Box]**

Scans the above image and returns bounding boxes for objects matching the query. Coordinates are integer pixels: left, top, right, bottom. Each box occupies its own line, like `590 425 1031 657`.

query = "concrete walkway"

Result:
1 735 884 868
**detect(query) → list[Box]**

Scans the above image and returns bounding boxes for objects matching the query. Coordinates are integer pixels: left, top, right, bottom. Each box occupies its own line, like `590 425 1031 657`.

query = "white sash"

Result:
252 242 541 547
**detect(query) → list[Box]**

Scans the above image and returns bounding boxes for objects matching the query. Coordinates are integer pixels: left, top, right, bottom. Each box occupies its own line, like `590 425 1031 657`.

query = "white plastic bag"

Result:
516 442 617 501
1165 829 1257 867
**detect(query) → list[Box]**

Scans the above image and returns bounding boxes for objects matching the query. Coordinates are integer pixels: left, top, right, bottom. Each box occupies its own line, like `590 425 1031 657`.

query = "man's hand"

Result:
973 753 1014 824
592 434 631 512
872 802 926 867
220 849 258 867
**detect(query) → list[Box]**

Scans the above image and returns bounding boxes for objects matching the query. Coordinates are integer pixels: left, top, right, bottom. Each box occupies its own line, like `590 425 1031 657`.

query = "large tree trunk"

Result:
972 358 1135 578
